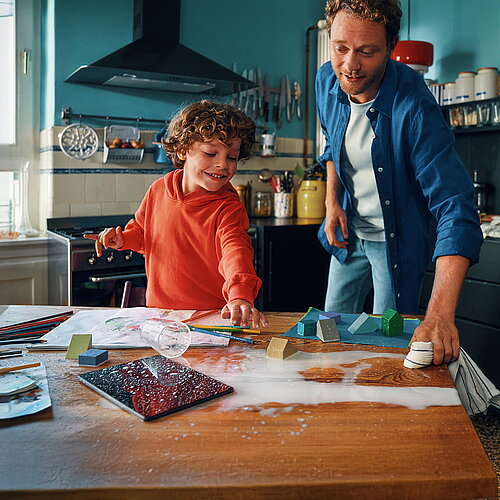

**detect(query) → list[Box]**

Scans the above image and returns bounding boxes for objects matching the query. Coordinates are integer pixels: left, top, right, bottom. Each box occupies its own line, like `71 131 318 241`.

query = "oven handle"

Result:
90 272 146 283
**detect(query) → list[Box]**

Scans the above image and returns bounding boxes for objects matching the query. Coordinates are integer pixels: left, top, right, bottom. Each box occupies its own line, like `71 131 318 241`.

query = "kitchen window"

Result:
0 0 39 231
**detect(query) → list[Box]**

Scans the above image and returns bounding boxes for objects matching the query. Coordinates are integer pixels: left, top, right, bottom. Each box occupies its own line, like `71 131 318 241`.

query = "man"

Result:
316 0 483 365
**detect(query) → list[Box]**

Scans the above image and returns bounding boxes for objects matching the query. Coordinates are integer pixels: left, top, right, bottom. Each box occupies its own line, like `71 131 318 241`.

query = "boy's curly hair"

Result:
162 100 256 169
325 0 401 50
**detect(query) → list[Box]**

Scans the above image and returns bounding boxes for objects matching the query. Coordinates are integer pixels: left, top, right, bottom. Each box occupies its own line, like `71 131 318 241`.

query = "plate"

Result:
59 124 99 160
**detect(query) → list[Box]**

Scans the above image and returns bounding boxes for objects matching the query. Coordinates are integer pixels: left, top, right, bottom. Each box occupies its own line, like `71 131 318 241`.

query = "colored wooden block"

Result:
316 319 340 343
266 338 298 360
347 313 378 334
381 309 403 337
297 319 316 337
319 312 342 322
66 334 92 360
78 349 108 366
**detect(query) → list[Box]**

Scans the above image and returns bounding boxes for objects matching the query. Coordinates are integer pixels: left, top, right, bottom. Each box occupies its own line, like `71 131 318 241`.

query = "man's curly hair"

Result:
162 100 255 169
325 0 401 49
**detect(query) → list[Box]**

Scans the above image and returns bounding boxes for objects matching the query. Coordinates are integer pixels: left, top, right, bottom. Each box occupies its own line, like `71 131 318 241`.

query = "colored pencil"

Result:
188 326 254 344
0 362 41 375
188 324 261 334
0 311 73 332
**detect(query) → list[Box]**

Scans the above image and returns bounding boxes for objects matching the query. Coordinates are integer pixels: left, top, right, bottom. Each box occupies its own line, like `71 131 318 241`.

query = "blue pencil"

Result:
188 326 254 344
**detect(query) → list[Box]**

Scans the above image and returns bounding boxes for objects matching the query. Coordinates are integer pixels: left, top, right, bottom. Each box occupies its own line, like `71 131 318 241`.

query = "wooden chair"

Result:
120 281 146 308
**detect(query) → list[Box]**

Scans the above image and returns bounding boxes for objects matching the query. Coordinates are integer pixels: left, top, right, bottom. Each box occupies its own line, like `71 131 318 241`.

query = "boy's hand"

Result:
83 226 124 257
221 300 269 329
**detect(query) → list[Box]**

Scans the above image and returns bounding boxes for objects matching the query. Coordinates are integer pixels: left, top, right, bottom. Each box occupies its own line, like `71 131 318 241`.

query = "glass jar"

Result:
477 103 491 126
253 192 272 217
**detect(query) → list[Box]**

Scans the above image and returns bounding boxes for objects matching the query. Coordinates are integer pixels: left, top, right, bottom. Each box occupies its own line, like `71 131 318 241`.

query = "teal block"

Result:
297 319 316 337
347 312 377 334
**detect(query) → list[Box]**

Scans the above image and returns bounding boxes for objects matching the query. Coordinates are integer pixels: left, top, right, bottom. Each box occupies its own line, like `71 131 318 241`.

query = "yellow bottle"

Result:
296 180 326 219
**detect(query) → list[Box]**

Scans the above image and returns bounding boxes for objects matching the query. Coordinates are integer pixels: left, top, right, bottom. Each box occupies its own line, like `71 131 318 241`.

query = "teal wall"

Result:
41 0 499 139
41 0 324 140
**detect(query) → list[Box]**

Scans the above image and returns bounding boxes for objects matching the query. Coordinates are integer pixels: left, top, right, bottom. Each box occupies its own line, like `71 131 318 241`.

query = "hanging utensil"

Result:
59 123 99 160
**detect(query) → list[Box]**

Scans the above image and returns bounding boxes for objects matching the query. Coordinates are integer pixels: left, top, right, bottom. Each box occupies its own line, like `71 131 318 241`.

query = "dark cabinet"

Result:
418 238 500 387
250 219 331 312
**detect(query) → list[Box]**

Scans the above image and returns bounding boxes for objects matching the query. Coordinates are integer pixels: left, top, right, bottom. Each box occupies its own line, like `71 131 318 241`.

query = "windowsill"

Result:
0 235 49 246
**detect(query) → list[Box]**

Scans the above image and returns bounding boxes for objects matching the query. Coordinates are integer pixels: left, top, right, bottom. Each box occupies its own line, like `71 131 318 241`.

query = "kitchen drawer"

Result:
419 272 500 327
455 318 500 389
466 239 500 283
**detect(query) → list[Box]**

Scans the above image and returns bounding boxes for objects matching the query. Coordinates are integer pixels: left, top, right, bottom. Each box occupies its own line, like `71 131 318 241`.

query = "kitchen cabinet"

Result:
0 238 48 305
250 219 331 312
418 238 500 387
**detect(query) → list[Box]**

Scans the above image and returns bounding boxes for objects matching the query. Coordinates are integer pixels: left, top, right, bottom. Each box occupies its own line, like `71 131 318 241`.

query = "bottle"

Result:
472 170 486 216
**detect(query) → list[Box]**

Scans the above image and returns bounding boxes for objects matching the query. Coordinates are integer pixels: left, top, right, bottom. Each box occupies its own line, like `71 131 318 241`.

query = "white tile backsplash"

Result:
86 174 116 203
39 126 312 220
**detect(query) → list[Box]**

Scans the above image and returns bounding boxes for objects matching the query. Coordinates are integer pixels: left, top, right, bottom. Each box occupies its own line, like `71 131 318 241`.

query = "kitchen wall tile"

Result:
144 174 163 191
52 203 71 218
101 202 134 216
116 174 148 202
53 174 86 204
70 203 102 217
129 201 141 213
86 174 116 203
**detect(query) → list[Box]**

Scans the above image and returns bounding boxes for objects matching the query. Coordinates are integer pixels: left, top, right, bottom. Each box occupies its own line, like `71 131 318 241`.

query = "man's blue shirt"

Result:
316 59 483 314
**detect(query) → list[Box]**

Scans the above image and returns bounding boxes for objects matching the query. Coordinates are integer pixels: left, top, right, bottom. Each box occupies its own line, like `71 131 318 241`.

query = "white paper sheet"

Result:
37 308 231 349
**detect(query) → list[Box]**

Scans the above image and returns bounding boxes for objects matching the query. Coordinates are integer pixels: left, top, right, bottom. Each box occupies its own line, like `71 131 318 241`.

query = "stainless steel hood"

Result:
65 0 254 95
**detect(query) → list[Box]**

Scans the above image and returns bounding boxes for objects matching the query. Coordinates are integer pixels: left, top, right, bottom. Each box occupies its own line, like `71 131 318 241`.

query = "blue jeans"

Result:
324 234 396 314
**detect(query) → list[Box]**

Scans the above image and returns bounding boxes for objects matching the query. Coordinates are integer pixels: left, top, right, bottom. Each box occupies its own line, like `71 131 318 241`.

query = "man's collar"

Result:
329 59 397 117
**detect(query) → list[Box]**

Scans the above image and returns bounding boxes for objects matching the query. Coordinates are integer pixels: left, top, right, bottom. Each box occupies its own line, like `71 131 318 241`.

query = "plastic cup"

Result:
140 319 191 358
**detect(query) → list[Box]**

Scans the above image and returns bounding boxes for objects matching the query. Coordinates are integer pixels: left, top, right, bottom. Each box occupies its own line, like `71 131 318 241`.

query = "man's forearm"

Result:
326 161 341 207
426 255 470 320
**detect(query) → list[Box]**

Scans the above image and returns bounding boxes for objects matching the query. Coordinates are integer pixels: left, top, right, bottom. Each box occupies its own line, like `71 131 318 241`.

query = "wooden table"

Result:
0 306 497 499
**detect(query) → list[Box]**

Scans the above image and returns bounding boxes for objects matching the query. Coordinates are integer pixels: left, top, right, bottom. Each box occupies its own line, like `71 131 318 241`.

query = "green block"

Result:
66 334 93 359
381 309 403 337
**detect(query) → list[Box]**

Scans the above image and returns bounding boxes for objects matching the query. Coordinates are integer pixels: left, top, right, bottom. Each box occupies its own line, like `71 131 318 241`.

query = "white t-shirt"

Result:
341 97 385 242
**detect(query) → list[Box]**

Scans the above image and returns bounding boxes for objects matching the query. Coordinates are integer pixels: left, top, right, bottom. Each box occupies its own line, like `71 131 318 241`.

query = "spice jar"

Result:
253 192 272 217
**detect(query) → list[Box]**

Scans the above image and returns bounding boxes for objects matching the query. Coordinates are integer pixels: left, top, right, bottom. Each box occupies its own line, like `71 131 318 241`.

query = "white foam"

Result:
192 346 461 411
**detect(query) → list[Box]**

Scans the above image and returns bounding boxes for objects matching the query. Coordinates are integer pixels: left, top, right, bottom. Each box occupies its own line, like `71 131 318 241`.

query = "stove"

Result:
47 215 146 306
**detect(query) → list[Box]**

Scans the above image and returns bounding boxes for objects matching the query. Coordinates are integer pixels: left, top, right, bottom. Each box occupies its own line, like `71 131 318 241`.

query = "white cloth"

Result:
448 348 500 415
405 342 500 415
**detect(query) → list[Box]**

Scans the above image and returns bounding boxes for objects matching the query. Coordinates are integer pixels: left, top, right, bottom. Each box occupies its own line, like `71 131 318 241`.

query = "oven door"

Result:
71 267 146 307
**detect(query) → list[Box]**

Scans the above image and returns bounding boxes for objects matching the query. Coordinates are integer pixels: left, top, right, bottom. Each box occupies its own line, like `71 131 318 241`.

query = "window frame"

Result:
0 0 40 172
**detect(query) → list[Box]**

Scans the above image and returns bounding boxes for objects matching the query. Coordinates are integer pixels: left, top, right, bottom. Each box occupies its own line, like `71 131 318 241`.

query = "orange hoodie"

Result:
121 169 261 309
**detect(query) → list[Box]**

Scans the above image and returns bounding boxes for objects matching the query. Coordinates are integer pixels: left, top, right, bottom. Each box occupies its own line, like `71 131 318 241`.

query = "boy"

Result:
85 100 267 328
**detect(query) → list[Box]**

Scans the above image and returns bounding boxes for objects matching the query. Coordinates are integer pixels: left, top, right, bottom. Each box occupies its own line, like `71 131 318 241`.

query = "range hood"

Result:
65 0 254 95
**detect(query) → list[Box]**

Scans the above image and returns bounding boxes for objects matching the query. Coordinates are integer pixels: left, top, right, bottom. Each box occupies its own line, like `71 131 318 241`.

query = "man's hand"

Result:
221 300 269 329
411 315 459 365
325 202 348 249
83 226 124 257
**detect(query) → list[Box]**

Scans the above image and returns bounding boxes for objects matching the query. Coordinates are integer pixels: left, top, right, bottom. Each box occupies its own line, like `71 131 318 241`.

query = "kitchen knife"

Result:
294 81 302 120
286 76 292 122
257 67 264 117
247 69 256 118
273 92 280 126
240 69 248 111
278 78 286 128
229 62 239 107
263 74 270 123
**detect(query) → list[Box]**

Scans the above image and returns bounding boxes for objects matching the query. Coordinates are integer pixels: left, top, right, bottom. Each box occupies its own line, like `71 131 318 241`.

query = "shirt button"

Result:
393 264 398 269
378 167 383 173
397 293 401 298
369 107 375 113
389 233 395 238
385 200 391 205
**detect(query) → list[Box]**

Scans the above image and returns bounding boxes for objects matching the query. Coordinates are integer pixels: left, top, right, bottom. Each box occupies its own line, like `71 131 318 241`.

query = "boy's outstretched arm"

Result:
221 299 269 329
